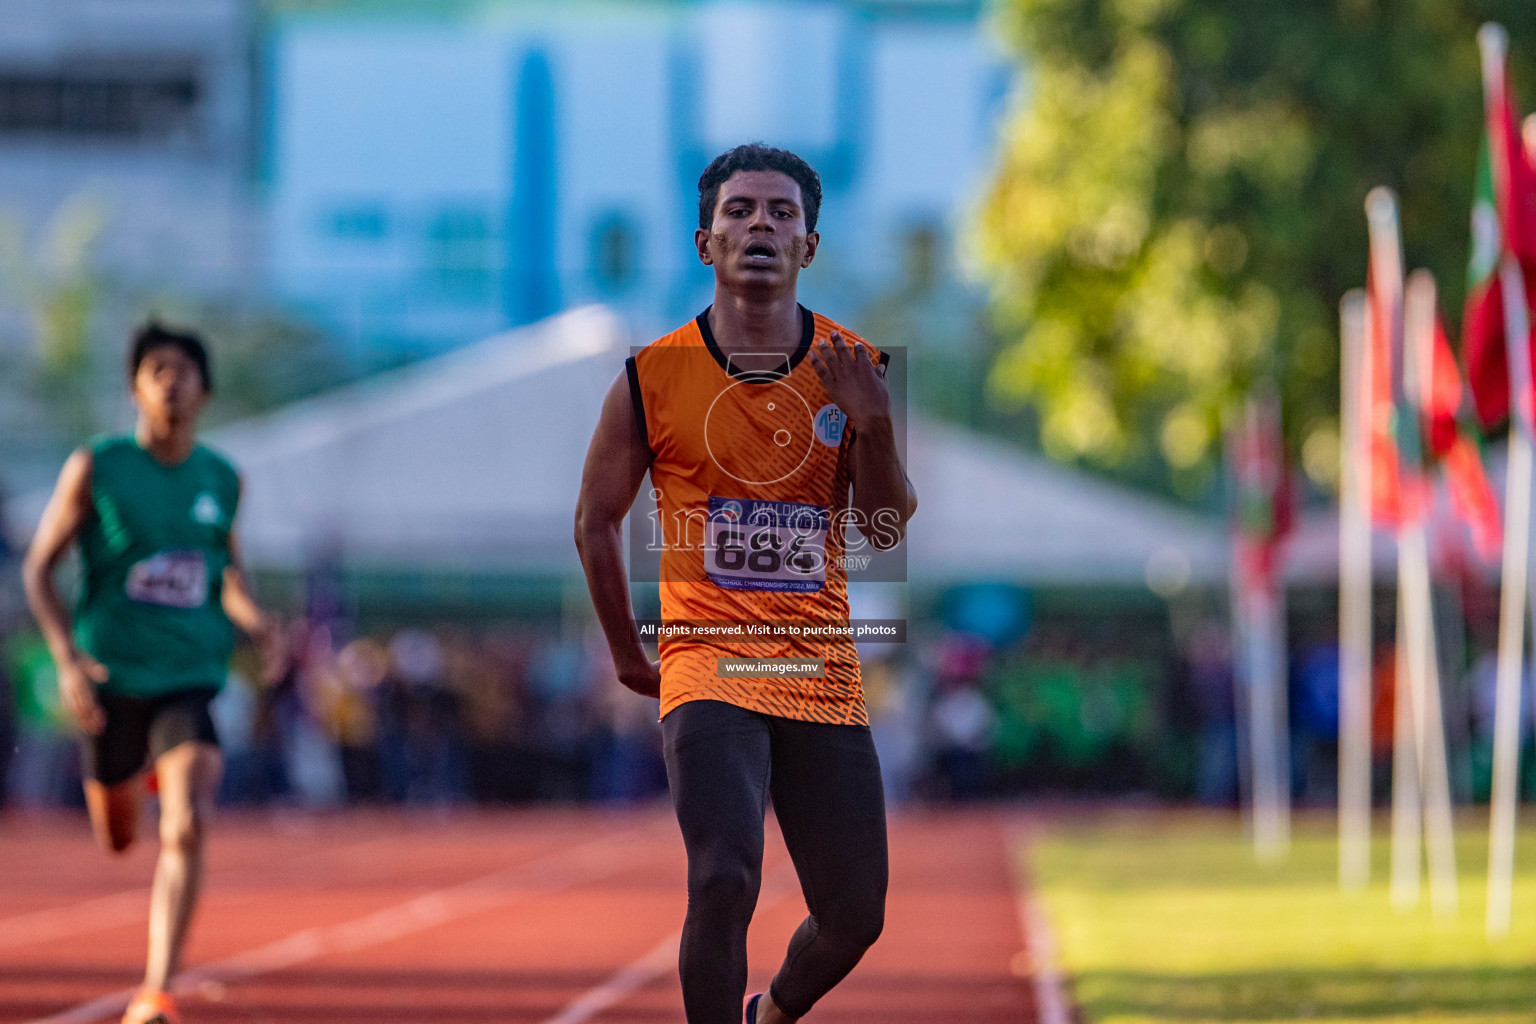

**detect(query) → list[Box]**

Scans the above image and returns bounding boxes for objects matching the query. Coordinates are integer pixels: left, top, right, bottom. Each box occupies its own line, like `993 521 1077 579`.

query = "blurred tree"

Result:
0 195 350 445
857 223 999 431
977 0 1536 498
0 194 108 440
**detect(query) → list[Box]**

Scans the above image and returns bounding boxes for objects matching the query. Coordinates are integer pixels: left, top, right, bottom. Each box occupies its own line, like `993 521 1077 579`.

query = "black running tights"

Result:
662 699 888 1024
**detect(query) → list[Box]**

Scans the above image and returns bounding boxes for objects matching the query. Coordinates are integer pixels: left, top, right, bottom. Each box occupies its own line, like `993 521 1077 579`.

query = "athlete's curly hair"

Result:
697 143 823 233
127 320 213 393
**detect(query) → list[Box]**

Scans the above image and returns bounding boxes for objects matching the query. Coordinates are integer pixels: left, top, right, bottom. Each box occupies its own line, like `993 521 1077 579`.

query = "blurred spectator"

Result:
2 631 76 806
0 599 1281 808
1468 648 1533 745
928 679 996 801
865 654 924 805
1467 647 1536 800
332 637 388 802
1189 621 1238 806
984 625 1162 795
466 629 536 802
1290 633 1340 805
272 619 347 808
926 633 997 800
244 618 309 804
212 668 262 805
382 628 467 806
527 636 593 801
586 629 664 802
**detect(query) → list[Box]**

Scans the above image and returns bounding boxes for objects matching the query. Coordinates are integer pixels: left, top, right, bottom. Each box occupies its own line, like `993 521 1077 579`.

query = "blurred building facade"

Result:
264 0 1008 354
0 0 262 483
0 0 260 301
0 0 1008 422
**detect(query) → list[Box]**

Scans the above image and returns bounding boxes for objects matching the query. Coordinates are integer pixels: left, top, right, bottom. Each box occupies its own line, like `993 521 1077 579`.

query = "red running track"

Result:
0 807 1050 1023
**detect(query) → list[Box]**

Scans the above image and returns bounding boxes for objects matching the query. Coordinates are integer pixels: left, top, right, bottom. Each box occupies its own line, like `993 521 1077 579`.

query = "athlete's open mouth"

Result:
744 243 776 264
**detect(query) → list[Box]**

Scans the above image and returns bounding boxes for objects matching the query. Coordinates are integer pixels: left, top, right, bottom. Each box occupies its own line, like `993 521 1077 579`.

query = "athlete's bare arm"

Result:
809 333 917 549
575 371 661 698
221 507 283 682
21 448 109 735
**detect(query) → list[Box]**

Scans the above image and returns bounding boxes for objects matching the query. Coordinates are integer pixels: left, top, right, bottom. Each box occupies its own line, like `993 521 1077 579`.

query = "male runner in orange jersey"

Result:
575 144 917 1024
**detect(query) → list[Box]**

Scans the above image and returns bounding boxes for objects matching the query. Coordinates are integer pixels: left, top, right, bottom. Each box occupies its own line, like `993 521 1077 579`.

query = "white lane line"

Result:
0 832 411 950
540 862 800 1024
542 930 681 1024
26 823 670 1024
0 892 145 951
1006 823 1071 1024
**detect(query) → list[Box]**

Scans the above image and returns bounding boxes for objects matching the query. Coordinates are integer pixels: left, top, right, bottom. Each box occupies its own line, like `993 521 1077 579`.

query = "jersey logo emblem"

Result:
191 493 223 525
813 404 846 447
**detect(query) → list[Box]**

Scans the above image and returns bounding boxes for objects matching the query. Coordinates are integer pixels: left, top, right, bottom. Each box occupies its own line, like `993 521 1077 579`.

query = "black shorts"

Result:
81 687 222 787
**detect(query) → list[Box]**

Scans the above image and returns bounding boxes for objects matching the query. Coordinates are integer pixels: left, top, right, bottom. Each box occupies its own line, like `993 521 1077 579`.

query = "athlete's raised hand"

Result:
807 332 889 428
59 651 109 736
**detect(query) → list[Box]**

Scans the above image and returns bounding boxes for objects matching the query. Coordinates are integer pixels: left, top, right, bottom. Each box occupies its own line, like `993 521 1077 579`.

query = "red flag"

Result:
1444 436 1503 559
1464 27 1536 430
1425 310 1503 559
1424 312 1465 458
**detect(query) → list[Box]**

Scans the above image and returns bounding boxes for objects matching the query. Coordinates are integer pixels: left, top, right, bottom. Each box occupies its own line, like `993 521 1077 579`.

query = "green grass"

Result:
1029 811 1536 1023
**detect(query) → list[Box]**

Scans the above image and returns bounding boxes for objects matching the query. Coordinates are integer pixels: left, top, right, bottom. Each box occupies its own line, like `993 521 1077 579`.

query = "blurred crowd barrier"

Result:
6 599 1536 811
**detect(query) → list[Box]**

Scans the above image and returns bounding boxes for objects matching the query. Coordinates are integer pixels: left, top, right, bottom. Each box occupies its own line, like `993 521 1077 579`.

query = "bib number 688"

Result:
712 528 820 576
704 497 829 593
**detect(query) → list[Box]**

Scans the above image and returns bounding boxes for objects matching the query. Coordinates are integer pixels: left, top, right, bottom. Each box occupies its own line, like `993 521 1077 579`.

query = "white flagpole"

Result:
1366 187 1423 909
1260 390 1291 863
1264 574 1292 860
1481 22 1533 939
1339 289 1373 891
1389 593 1423 909
1403 269 1460 917
1246 579 1284 863
1236 392 1290 865
1487 251 1531 938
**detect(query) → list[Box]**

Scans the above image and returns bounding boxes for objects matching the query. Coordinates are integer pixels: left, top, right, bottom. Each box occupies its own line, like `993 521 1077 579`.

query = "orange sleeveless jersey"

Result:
628 306 886 726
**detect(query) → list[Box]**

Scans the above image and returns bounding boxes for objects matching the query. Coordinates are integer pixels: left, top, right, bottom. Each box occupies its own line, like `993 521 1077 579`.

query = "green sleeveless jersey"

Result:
74 435 241 697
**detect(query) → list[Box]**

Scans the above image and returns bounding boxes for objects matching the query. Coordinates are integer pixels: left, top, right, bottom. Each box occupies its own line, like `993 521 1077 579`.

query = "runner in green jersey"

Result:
22 322 280 1024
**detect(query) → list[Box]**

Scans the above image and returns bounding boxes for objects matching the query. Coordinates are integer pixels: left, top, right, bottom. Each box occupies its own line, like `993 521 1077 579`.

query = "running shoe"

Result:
121 989 179 1024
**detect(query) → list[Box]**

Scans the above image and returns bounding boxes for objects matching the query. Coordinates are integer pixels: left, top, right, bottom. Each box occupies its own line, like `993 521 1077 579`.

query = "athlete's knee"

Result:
689 858 760 915
845 903 884 950
159 804 208 854
822 894 885 952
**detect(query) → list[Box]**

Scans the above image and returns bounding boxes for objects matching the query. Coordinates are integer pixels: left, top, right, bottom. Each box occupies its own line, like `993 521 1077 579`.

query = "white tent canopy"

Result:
903 416 1226 586
11 306 1229 587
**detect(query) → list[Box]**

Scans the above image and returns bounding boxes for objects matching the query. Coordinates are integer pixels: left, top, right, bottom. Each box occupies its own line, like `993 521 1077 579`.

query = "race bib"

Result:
125 550 209 609
705 497 828 593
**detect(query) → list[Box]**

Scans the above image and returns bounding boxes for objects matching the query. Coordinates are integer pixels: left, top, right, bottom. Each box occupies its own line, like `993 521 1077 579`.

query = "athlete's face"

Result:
696 170 819 297
132 345 208 426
